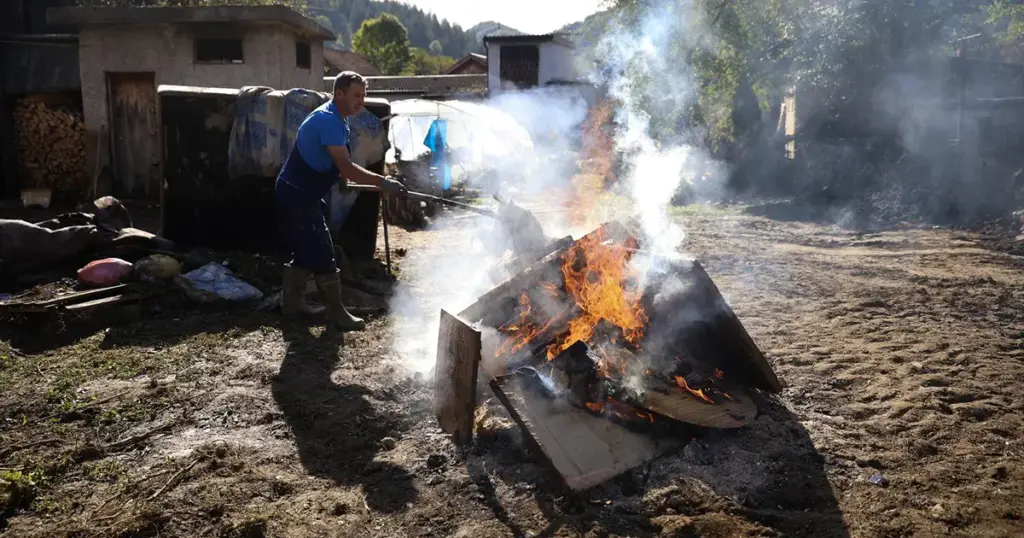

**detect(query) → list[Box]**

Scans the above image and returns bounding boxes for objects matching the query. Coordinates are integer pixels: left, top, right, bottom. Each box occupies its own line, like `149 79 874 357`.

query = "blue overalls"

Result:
274 101 351 275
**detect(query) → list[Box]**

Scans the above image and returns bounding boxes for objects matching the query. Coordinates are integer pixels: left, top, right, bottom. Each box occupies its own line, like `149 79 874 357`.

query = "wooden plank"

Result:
491 373 681 491
64 293 140 312
1 284 132 313
433 309 482 445
687 261 784 393
641 387 757 429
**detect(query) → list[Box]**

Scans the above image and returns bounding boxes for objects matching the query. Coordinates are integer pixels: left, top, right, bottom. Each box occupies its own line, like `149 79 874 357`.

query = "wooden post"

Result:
434 309 482 445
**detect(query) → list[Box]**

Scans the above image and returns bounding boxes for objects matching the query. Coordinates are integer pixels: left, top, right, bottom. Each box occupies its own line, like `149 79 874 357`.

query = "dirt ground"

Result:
2 202 1023 537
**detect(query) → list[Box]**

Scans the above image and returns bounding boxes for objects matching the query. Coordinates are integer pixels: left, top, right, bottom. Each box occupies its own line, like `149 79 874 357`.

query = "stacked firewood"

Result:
13 97 89 194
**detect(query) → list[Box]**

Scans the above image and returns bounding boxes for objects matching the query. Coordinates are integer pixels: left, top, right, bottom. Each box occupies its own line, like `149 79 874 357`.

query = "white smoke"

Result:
390 1 728 374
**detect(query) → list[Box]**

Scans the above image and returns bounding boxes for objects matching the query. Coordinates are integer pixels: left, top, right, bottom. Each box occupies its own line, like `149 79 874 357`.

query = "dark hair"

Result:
334 71 367 94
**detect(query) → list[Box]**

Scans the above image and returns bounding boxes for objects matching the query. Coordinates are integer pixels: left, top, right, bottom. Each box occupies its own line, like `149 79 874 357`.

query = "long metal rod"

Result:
347 183 499 219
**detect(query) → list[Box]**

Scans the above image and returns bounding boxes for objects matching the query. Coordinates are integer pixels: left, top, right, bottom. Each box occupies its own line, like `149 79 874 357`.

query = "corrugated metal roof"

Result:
483 33 574 48
364 75 487 96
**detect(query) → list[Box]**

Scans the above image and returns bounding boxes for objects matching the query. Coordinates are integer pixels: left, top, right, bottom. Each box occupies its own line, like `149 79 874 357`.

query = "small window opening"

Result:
296 42 311 69
195 38 243 64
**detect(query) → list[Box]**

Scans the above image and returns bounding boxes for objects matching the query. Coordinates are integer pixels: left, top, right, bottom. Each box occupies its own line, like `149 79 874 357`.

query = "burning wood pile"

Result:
434 219 782 491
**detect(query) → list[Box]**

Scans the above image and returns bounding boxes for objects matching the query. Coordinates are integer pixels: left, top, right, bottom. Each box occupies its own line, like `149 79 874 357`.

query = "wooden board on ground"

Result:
491 373 681 491
434 309 482 445
641 387 757 429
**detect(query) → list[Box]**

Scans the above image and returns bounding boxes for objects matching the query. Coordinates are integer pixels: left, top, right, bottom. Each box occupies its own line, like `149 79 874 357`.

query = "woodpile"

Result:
13 97 89 196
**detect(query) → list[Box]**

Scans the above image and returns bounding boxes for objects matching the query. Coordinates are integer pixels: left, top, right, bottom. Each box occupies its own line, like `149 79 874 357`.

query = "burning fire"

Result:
567 100 618 229
497 225 648 364
674 375 714 404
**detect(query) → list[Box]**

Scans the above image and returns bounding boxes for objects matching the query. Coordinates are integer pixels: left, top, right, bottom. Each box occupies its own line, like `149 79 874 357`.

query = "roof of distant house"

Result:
446 53 487 74
323 47 380 77
363 75 487 97
483 33 574 48
46 5 333 40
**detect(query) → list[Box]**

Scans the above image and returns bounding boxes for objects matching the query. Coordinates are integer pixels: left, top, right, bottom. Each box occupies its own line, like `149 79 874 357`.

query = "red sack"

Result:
78 258 134 287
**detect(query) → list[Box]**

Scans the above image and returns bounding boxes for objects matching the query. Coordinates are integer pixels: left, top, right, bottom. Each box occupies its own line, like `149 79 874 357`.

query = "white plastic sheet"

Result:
182 263 264 302
385 99 534 167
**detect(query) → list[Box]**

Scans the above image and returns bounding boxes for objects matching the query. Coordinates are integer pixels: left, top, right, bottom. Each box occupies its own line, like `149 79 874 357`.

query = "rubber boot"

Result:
281 265 325 316
314 272 366 332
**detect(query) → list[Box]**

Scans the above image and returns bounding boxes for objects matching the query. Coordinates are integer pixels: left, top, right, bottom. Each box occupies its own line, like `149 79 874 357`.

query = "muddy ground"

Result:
2 202 1023 537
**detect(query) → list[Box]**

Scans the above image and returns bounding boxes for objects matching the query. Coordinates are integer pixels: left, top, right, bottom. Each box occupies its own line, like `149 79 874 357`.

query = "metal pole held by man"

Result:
274 71 407 334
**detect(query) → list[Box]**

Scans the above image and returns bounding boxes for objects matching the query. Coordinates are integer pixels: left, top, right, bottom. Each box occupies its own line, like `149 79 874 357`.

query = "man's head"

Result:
333 71 367 116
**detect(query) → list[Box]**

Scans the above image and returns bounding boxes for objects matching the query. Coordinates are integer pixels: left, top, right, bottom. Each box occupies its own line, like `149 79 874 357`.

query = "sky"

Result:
398 0 606 34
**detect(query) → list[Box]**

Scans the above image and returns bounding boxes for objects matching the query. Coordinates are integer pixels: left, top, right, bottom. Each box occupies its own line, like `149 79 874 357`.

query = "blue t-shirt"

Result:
294 100 349 173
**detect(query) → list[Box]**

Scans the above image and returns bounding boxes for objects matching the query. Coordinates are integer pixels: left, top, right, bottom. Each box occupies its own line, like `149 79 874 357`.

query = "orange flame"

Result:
674 376 714 404
546 230 647 359
567 100 617 228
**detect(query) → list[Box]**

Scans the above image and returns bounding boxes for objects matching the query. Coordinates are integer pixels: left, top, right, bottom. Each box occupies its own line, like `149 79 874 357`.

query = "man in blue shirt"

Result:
276 71 405 333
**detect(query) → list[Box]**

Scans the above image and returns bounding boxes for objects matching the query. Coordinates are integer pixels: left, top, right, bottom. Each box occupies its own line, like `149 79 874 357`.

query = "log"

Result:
434 309 482 445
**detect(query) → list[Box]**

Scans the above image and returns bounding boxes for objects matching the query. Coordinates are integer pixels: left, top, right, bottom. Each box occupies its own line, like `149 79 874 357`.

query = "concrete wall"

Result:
486 43 501 91
79 22 323 195
538 42 573 85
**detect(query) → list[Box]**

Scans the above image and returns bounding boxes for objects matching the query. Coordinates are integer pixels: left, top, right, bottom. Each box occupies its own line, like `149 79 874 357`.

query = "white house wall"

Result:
538 42 573 85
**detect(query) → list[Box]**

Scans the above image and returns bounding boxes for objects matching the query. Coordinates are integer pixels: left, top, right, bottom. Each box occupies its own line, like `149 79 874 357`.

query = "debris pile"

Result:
433 219 781 490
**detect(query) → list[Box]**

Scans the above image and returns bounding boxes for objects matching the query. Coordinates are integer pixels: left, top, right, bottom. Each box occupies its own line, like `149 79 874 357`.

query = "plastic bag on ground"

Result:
78 258 134 287
182 262 263 302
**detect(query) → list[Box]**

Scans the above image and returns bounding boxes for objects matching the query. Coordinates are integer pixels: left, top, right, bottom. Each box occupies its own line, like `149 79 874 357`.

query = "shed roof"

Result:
446 53 486 74
323 47 380 77
483 33 574 48
363 74 487 97
47 5 333 40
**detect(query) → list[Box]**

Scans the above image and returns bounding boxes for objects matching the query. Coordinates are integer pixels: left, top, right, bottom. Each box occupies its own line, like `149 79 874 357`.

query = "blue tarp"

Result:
423 118 451 191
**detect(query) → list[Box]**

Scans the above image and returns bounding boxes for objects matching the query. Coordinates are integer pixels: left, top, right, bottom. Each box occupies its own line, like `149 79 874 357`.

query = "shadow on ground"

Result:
0 304 418 515
464 394 847 538
271 322 418 513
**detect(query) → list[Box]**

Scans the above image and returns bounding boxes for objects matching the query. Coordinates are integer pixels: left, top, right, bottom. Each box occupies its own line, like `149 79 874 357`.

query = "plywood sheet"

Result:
434 309 481 445
492 373 681 491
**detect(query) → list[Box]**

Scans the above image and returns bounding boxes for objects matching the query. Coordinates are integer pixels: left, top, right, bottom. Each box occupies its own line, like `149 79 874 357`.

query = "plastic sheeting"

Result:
227 86 329 179
385 99 534 168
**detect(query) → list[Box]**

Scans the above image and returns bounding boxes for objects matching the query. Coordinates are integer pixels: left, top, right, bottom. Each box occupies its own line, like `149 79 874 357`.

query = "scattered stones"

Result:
870 473 889 487
426 454 447 469
426 475 444 486
930 504 946 519
380 437 397 450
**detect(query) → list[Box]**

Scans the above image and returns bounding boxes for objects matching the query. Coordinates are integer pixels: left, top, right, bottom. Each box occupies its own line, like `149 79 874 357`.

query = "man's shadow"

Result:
271 320 417 513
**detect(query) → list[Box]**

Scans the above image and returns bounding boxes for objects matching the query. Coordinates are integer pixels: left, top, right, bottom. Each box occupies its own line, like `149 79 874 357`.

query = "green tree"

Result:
429 40 444 56
352 13 413 75
403 47 456 75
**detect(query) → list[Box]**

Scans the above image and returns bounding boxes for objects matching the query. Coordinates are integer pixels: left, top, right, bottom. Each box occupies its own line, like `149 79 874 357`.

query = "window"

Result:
195 38 243 64
499 45 540 88
296 41 311 69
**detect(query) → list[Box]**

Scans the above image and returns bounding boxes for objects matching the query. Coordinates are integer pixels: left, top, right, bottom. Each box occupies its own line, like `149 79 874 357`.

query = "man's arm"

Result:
326 145 387 187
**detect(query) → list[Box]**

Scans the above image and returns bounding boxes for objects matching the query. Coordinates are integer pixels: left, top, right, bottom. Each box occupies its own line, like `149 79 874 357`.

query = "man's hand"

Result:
378 176 407 196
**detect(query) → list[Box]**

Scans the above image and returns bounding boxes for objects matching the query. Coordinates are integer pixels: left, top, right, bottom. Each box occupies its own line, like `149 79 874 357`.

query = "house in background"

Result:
323 45 379 77
446 53 487 75
47 5 332 200
483 34 574 91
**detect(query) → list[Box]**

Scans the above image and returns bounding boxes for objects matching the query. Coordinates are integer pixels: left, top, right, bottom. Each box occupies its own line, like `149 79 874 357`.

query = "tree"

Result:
428 40 444 56
352 13 413 75
403 47 456 75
